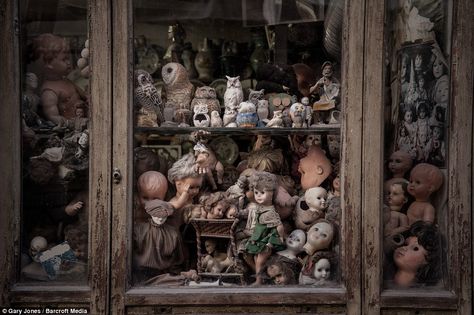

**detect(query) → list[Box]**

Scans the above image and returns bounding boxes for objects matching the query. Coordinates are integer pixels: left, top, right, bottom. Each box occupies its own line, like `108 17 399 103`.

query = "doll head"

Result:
399 124 408 138
433 75 449 104
388 181 410 212
249 171 277 206
304 134 322 148
414 53 423 70
388 150 413 178
431 53 447 79
321 61 334 78
311 251 336 281
417 75 425 89
304 219 335 255
134 147 162 179
204 239 217 255
75 104 86 118
407 163 443 201
285 229 306 254
168 153 203 199
298 146 332 191
417 102 429 120
431 125 443 140
29 236 48 259
266 261 296 285
33 33 72 78
404 109 413 124
200 191 231 219
304 187 328 212
137 171 168 207
393 221 441 286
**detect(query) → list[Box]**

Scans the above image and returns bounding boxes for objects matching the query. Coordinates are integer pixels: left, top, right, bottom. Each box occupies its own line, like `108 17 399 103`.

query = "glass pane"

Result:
383 0 451 289
20 0 89 283
132 0 345 287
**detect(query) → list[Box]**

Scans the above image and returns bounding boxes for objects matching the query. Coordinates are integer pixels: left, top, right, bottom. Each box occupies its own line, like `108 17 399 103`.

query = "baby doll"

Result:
245 171 285 285
384 181 410 236
406 163 443 225
299 251 337 285
201 239 233 273
199 191 237 219
384 150 413 199
393 221 441 287
298 145 332 191
133 171 192 274
265 260 297 285
32 33 87 125
293 187 328 231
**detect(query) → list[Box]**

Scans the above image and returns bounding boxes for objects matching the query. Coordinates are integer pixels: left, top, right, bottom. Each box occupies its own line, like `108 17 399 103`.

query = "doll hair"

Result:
247 148 285 174
137 171 168 198
32 33 69 63
167 153 199 184
199 191 231 213
431 75 449 103
134 147 161 178
263 260 297 285
417 102 429 118
311 251 338 280
410 163 443 192
249 171 277 193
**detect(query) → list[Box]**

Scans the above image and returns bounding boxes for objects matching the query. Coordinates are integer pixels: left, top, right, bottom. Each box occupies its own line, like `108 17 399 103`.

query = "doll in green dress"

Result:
245 171 286 285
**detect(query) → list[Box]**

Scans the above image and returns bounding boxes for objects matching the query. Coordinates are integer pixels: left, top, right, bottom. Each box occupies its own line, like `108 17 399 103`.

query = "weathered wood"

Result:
89 0 112 314
341 0 365 313
381 310 456 315
111 0 133 314
380 289 457 309
362 0 385 314
10 285 90 304
448 0 474 315
0 0 21 307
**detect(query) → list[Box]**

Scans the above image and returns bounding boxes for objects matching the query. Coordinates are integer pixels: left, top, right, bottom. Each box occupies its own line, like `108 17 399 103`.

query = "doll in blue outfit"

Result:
245 171 286 285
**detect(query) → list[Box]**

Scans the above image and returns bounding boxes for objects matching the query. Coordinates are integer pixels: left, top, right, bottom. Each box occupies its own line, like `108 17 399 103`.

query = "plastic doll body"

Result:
385 183 410 236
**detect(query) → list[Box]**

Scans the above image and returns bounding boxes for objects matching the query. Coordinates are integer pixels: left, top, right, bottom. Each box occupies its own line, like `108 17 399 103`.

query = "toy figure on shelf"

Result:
299 251 336 286
236 101 258 128
257 99 270 124
289 102 308 128
309 62 340 125
301 97 313 127
134 69 164 127
32 33 88 125
293 187 328 231
162 63 194 126
163 22 185 64
199 192 237 219
393 221 441 287
406 163 443 225
201 239 233 273
224 76 244 113
210 111 223 127
192 103 210 128
298 145 332 191
245 172 285 285
384 150 413 198
248 89 265 106
191 86 220 115
266 110 284 128
194 142 224 191
384 181 410 236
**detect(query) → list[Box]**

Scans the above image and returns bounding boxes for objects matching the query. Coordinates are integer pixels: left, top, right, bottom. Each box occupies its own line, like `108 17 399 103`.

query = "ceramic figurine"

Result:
301 97 313 126
298 145 332 191
245 172 285 285
191 86 221 114
257 100 269 123
385 181 410 236
299 251 336 285
293 187 328 231
266 110 284 128
192 103 210 127
384 150 413 198
194 38 215 83
32 33 88 125
134 69 164 127
223 76 244 113
236 101 258 128
163 22 185 64
393 221 440 287
210 111 223 127
276 229 306 261
202 239 233 273
226 175 248 210
303 219 335 256
162 63 194 126
223 107 238 127
63 103 89 140
310 62 340 124
289 102 308 128
248 89 265 106
406 163 443 225
133 171 190 272
265 260 297 285
194 142 224 190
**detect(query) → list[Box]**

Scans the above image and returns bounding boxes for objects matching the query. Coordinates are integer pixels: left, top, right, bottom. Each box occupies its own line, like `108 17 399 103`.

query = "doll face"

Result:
205 240 216 254
78 132 89 147
432 57 444 79
253 188 273 206
305 135 322 147
332 174 341 193
322 64 333 78
305 187 328 211
286 229 306 252
404 110 413 123
433 127 441 140
435 80 449 104
26 73 38 89
47 50 72 77
306 222 334 251
408 170 432 200
29 236 48 258
394 236 427 272
388 183 408 211
298 147 331 191
418 77 425 89
388 151 412 176
76 108 85 118
209 201 226 219
418 108 427 119
175 177 203 198
313 258 331 280
267 264 288 285
402 0 413 15
414 54 422 69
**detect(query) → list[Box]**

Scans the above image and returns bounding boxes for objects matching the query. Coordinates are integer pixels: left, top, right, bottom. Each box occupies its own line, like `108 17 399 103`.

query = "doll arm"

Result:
276 224 286 243
423 204 435 223
41 89 66 125
169 183 191 210
65 201 84 216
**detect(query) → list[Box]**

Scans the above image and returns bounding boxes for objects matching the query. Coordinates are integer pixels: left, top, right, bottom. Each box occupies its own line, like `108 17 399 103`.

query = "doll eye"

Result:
314 227 319 231
413 246 419 251
317 268 322 272
321 233 327 238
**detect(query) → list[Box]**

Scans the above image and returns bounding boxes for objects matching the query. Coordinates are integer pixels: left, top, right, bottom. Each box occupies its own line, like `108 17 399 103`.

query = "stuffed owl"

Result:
134 69 164 127
223 76 243 111
193 103 210 127
191 86 221 114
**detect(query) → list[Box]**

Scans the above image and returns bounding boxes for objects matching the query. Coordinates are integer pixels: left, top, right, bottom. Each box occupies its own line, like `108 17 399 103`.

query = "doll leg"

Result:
254 247 272 285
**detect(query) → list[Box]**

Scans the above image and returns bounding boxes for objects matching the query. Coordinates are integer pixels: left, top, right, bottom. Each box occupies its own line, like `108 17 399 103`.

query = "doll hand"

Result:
65 201 84 216
181 183 191 196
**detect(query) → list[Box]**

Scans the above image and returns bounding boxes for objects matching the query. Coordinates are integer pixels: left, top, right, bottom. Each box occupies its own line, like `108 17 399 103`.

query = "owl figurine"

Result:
193 103 210 127
191 86 221 114
266 110 284 128
257 99 269 122
223 107 238 127
236 101 258 128
210 111 223 127
248 89 264 106
162 63 194 124
134 69 164 127
223 76 243 112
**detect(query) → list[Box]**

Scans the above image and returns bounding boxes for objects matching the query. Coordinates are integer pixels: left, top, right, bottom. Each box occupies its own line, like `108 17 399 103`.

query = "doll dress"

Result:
245 205 284 254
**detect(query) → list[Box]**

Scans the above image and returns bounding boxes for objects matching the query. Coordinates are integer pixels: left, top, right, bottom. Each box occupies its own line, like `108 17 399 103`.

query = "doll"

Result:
298 145 332 191
265 260 297 285
384 150 413 196
406 163 443 225
402 109 417 147
193 142 224 190
384 181 410 236
201 239 233 273
396 124 415 157
245 172 285 285
299 251 337 285
267 229 306 282
303 219 335 256
309 62 340 124
425 124 446 167
293 187 328 231
415 103 431 155
393 221 441 287
32 33 88 125
199 191 237 219
133 171 192 274
431 75 449 123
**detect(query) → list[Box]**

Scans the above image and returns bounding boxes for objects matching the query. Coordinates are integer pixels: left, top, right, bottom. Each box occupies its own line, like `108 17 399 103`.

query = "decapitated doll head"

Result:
29 236 48 260
204 239 217 255
249 171 277 206
285 229 306 253
137 171 169 207
304 187 328 212
311 251 337 281
304 219 335 255
168 153 203 199
298 146 332 191
32 33 72 78
407 163 443 201
433 75 449 104
266 261 296 285
388 181 410 212
388 150 413 178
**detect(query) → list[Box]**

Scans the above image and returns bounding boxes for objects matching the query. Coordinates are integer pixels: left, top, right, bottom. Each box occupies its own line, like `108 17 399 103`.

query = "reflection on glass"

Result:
133 0 344 287
383 0 451 288
20 0 89 283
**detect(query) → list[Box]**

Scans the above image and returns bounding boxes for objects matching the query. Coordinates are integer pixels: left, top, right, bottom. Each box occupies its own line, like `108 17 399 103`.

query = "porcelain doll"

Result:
393 221 441 287
293 187 328 231
298 145 332 191
384 150 413 197
276 229 306 261
299 251 337 285
199 191 237 219
162 63 194 126
201 239 233 273
32 33 88 125
167 153 204 228
265 260 297 285
289 102 308 128
245 172 285 285
385 181 410 236
236 101 258 128
266 110 284 128
406 163 443 225
303 219 335 256
309 62 340 123
194 142 224 190
133 171 193 273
